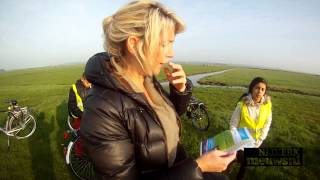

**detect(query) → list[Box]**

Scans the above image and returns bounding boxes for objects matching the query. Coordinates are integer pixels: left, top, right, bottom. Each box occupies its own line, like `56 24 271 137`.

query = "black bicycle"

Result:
63 118 96 180
186 96 210 131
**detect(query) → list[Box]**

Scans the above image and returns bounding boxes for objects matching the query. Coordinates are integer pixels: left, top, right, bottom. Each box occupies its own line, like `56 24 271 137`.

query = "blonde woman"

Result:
80 1 235 179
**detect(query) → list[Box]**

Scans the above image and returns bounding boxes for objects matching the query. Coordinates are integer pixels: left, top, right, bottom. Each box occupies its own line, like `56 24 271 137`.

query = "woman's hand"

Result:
196 149 236 172
163 62 186 92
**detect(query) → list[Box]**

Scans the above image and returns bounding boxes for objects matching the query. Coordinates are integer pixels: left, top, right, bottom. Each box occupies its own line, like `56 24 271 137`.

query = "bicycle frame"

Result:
0 107 28 136
0 100 36 148
6 116 33 136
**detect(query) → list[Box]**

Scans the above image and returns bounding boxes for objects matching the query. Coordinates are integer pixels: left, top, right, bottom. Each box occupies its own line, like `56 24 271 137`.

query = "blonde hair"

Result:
102 0 185 75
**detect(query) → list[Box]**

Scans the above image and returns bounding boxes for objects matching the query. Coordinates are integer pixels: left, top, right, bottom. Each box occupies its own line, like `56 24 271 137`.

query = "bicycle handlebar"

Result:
3 99 18 106
189 96 207 107
190 96 197 101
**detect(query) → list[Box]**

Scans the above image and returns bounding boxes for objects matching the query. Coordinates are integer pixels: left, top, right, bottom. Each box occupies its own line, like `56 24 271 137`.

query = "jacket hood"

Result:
242 94 271 106
84 52 124 92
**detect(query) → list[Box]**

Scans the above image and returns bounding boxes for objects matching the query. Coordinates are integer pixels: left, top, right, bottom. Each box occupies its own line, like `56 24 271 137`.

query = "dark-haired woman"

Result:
229 77 272 179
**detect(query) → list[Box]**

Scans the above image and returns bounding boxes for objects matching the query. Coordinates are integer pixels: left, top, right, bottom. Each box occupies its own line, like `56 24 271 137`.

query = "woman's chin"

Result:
255 98 262 103
152 69 161 76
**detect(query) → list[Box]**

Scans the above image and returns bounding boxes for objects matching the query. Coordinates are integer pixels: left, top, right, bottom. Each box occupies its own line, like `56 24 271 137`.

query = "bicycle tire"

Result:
191 106 210 131
67 116 81 131
68 139 96 180
8 113 36 139
67 116 74 130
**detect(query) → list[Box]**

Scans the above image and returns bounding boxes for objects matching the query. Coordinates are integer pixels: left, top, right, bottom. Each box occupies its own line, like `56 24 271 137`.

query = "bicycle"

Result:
0 99 36 147
63 117 96 180
186 96 210 131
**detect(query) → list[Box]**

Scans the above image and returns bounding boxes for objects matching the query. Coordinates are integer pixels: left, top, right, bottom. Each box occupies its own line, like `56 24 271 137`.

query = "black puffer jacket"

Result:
80 53 203 180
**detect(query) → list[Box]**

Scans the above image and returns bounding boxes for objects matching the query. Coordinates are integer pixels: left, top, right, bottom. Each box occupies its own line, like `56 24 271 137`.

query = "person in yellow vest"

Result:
68 73 92 129
229 77 272 180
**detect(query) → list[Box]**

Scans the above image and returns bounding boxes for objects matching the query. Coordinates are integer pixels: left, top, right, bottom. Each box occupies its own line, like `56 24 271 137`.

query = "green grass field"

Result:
0 64 319 180
199 68 320 96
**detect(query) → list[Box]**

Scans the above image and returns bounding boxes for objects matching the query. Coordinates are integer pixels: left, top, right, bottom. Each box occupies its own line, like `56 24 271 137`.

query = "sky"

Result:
0 0 319 74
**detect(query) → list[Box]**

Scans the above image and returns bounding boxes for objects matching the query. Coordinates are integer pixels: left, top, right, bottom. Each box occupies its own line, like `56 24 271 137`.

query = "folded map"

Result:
200 127 255 155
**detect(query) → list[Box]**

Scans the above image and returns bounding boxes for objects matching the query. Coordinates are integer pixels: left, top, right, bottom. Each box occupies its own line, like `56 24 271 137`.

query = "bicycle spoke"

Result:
10 114 36 139
83 163 90 178
23 115 33 125
69 142 95 180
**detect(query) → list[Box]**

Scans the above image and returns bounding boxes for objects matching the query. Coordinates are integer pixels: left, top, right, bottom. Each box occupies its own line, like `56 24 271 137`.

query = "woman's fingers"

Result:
163 67 171 78
168 62 182 71
163 62 187 92
163 67 170 74
172 78 186 85
171 71 185 78
213 149 230 156
224 152 237 163
196 149 237 173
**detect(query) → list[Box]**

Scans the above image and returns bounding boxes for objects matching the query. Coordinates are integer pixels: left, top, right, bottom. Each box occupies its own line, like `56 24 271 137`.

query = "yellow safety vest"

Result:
238 100 272 140
72 84 84 112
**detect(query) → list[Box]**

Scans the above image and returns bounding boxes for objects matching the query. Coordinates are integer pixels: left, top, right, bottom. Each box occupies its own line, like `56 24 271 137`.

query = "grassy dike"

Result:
0 64 319 179
0 64 229 180
199 68 320 96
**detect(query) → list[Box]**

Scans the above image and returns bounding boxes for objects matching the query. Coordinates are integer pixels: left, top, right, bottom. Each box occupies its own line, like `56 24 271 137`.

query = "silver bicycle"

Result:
0 99 36 147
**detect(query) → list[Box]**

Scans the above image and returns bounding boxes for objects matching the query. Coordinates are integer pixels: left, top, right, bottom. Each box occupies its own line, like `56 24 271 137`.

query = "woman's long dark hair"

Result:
239 77 268 101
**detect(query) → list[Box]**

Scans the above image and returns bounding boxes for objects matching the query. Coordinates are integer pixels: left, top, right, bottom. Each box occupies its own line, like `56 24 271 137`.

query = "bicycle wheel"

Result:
68 139 96 180
9 113 36 139
191 106 210 131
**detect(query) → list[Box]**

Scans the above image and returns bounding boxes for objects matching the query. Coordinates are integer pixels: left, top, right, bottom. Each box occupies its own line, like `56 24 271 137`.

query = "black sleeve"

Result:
68 87 82 118
168 78 193 116
142 159 203 180
80 94 138 180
